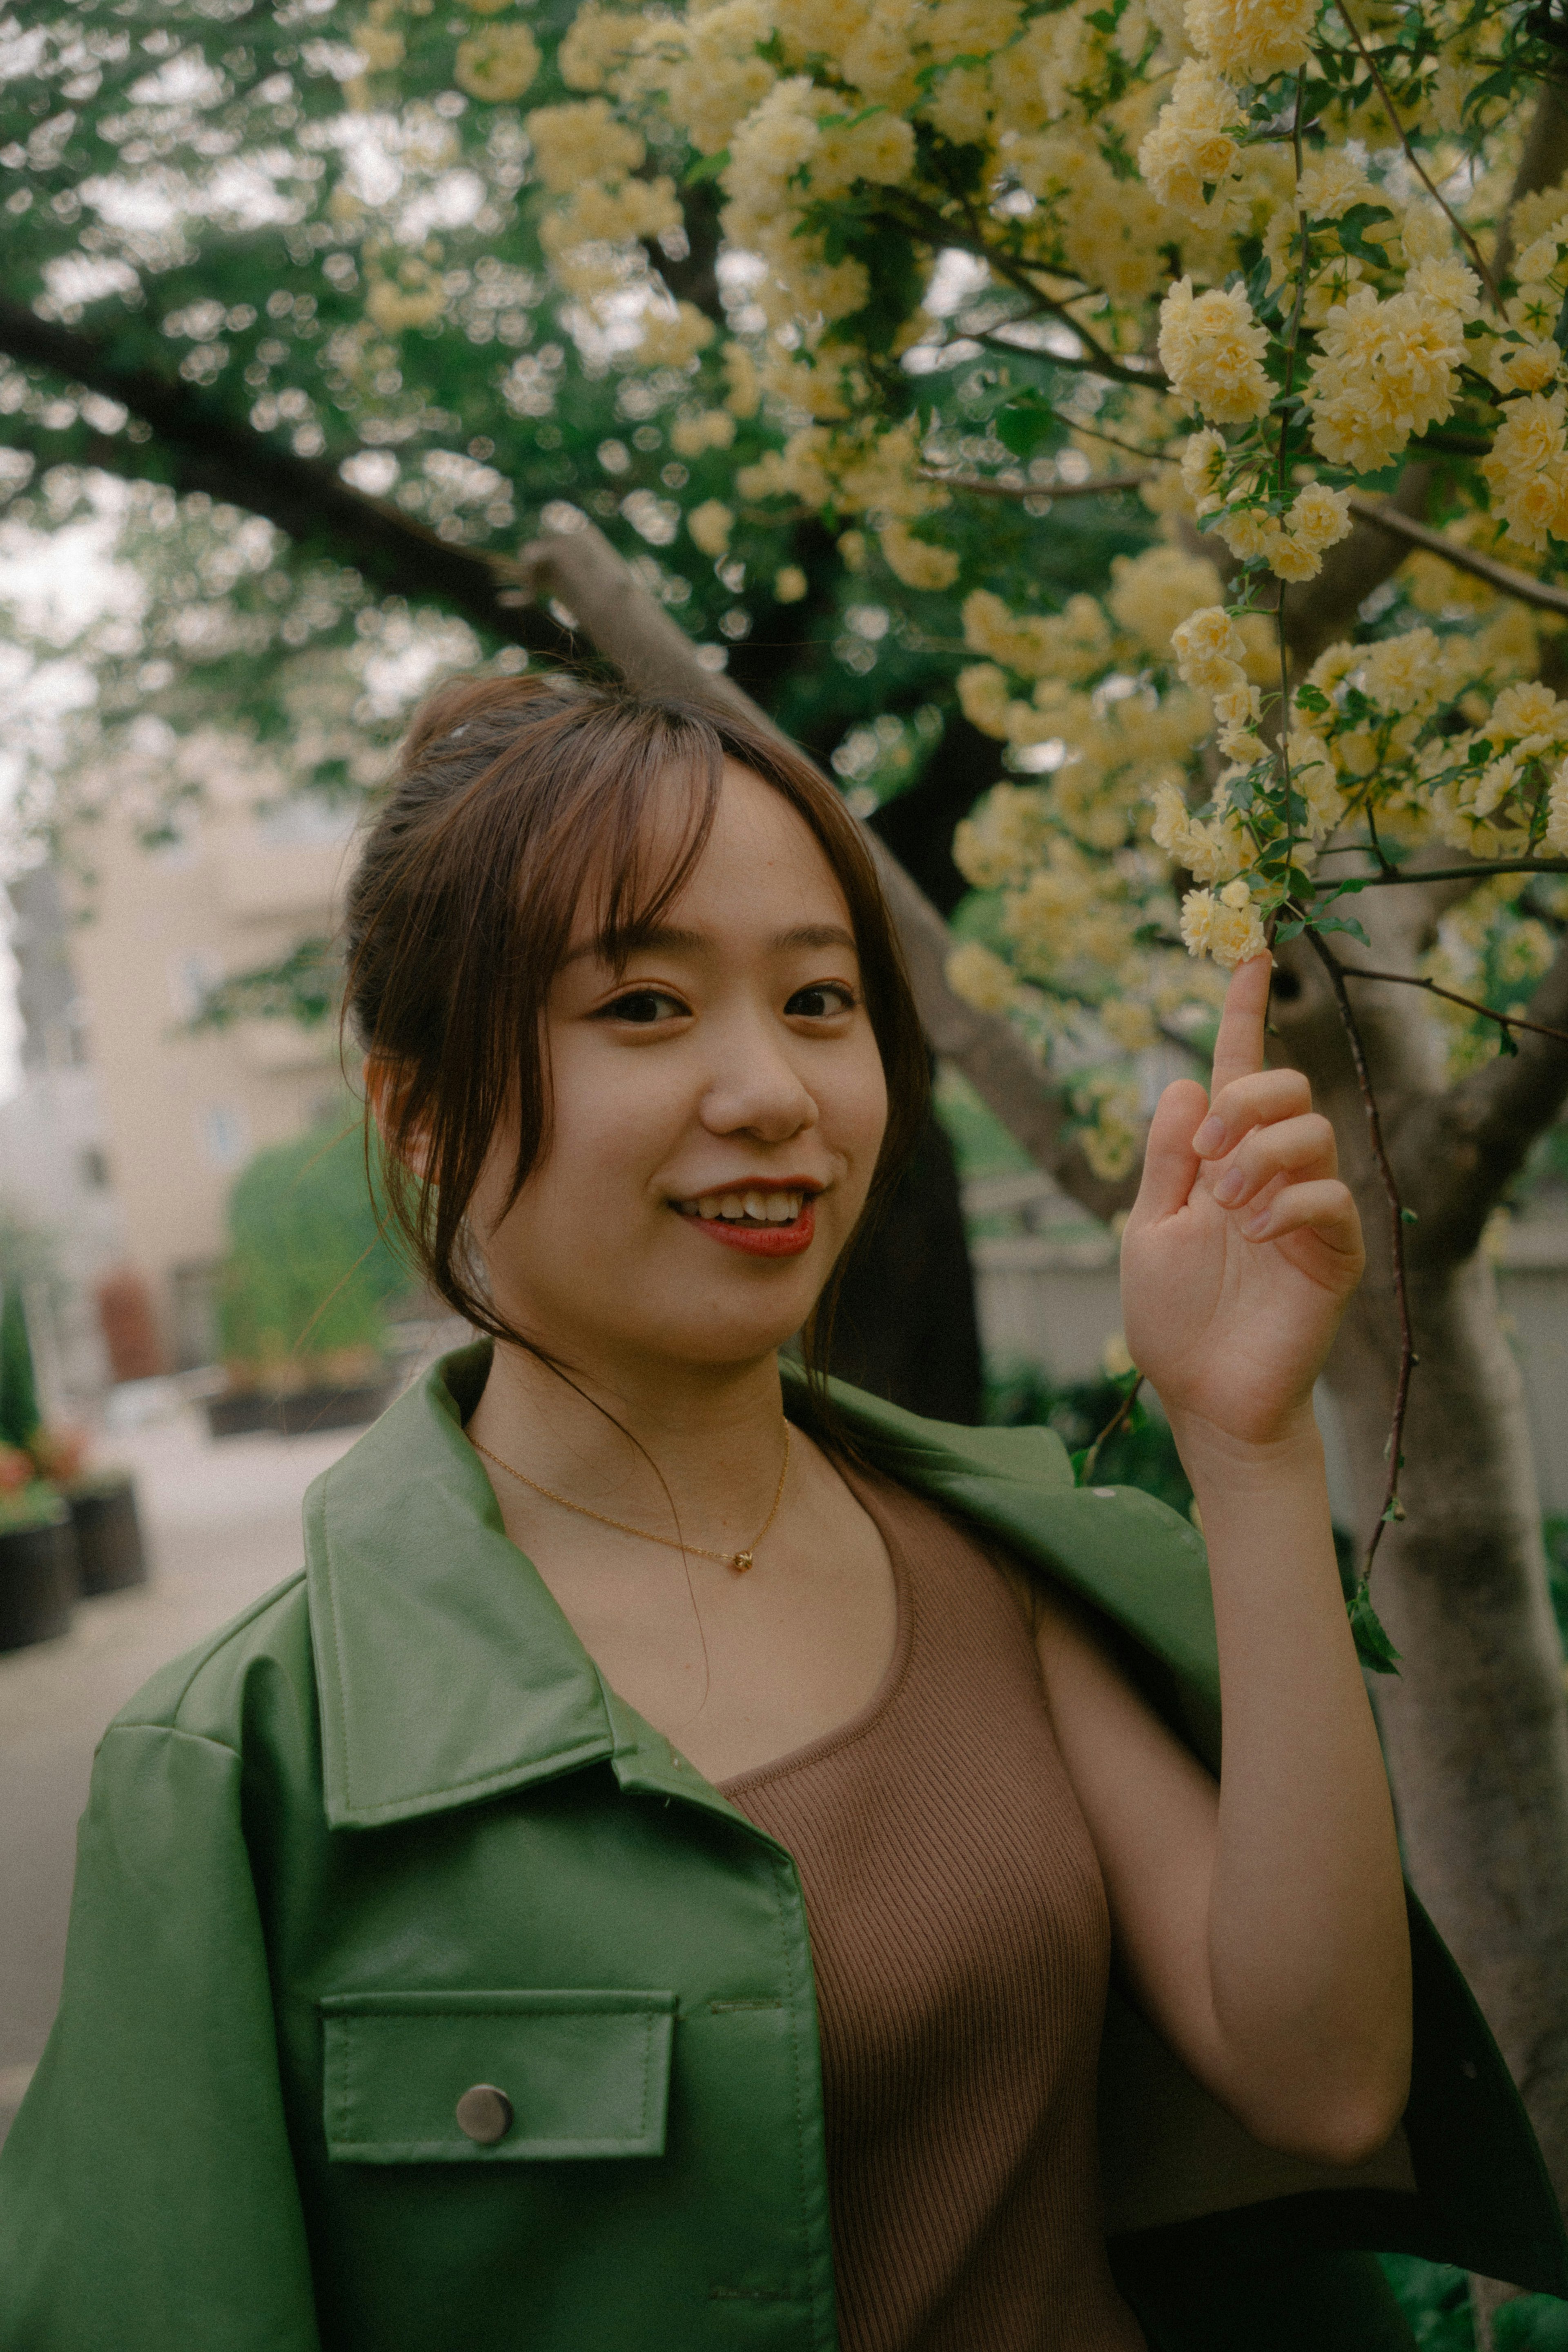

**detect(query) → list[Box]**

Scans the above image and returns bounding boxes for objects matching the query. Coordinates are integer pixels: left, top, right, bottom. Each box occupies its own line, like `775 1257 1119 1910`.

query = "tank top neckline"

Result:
717 1457 914 1801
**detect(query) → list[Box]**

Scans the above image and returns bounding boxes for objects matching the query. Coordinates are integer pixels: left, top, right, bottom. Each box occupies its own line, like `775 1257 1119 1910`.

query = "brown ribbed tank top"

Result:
721 1457 1146 2352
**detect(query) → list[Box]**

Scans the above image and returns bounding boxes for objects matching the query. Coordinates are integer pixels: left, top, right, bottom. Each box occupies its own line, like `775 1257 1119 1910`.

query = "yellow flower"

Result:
1137 60 1242 216
670 409 738 458
1481 390 1568 551
956 664 1014 740
1101 1001 1157 1052
1180 878 1268 966
526 98 644 193
879 519 960 590
1289 480 1352 553
773 564 809 603
1108 544 1226 655
1171 604 1248 693
353 24 405 71
688 499 734 555
1158 277 1273 425
1306 285 1466 474
1184 0 1317 84
455 23 541 101
1179 428 1228 514
637 301 716 367
946 940 1019 1015
1546 757 1568 854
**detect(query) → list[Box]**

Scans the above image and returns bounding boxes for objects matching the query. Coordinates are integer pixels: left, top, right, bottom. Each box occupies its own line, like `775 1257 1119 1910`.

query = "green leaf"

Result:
1498 1025 1521 1056
1294 682 1330 711
684 148 731 185
1400 1206 1419 1223
1334 201 1396 267
1348 1582 1401 1675
1311 914 1372 945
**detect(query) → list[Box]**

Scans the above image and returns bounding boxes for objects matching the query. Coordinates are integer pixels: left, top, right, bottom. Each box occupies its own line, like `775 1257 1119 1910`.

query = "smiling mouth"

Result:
676 1188 815 1227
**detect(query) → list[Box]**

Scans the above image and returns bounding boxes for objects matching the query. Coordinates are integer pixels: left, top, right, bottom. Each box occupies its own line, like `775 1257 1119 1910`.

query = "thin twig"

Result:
876 194 1169 390
1338 960 1568 1046
1080 1374 1145 1485
1312 854 1568 885
917 468 1151 499
1302 928 1415 1580
1345 496 1568 618
1332 0 1504 312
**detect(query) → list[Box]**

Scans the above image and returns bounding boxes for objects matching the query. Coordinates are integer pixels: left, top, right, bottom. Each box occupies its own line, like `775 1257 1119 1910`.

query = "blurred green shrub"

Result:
219 1117 410 1390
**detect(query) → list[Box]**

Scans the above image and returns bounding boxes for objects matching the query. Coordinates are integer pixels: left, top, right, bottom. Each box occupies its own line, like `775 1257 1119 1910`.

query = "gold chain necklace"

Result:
469 1423 792 1576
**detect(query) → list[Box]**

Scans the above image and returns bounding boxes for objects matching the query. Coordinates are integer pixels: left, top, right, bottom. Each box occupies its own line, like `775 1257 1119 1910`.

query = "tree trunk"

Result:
1272 897 1568 2230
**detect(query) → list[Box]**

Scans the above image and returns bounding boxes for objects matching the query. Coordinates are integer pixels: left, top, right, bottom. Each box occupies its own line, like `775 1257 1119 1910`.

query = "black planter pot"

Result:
0 1513 78 1652
204 1382 395 1441
203 1391 280 1439
67 1474 147 1597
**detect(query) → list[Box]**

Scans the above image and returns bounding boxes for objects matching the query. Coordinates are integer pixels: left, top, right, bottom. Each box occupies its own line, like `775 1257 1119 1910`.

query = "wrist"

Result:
1164 1403 1326 1494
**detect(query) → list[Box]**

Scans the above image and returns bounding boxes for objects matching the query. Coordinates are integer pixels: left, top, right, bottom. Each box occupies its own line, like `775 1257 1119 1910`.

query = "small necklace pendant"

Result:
730 1550 753 1574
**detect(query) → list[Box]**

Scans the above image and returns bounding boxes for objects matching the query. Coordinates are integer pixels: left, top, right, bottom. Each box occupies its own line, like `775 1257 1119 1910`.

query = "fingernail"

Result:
1194 1116 1225 1156
1213 1167 1246 1206
1242 1205 1272 1237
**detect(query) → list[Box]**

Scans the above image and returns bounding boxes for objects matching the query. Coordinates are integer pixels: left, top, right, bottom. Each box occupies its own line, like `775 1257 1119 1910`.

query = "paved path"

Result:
0 1406 363 2145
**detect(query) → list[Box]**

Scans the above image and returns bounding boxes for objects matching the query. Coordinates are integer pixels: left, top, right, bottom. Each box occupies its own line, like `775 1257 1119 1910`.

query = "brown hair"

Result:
343 671 929 1377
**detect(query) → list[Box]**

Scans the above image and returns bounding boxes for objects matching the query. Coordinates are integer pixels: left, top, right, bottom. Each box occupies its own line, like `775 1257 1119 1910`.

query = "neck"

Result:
464 1336 793 1540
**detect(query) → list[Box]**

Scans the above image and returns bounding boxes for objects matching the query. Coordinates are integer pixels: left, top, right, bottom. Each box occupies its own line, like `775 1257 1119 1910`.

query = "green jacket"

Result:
1 1344 1562 2352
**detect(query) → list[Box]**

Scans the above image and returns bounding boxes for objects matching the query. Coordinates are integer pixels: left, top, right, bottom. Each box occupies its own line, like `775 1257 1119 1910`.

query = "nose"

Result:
698 1010 818 1145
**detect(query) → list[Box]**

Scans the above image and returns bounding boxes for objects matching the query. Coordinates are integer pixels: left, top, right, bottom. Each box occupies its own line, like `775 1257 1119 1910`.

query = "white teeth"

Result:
687 1189 807 1223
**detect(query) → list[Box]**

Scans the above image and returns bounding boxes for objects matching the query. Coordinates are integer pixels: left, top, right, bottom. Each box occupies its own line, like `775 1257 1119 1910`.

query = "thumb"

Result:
1128 1079 1207 1227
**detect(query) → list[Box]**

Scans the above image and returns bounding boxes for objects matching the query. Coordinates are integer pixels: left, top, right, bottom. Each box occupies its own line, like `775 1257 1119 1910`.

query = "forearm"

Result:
1172 1406 1412 2158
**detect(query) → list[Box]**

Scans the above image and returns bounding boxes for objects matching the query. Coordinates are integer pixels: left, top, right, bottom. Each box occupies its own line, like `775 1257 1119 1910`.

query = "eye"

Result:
597 987 688 1026
786 981 857 1019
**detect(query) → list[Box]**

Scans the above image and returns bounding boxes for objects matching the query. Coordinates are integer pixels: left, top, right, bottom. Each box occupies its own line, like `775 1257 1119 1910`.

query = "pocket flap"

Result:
320 1989 677 2163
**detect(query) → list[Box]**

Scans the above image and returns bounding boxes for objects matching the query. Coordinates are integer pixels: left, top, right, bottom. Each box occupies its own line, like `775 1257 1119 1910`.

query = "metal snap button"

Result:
455 2084 514 2145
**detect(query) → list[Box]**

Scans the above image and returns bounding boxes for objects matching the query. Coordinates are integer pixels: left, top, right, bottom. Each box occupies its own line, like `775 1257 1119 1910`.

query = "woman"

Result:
0 675 1560 2352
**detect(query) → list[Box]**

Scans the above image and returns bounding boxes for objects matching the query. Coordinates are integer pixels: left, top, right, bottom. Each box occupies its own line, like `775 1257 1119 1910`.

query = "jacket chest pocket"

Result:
320 1989 677 2164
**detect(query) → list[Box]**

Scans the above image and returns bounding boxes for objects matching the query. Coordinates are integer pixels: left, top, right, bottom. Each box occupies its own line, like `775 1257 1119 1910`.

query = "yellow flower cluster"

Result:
687 499 734 555
1178 879 1269 968
1210 477 1352 581
455 22 540 100
1304 264 1477 475
1185 0 1318 86
1137 60 1244 216
1481 392 1568 552
1158 279 1273 424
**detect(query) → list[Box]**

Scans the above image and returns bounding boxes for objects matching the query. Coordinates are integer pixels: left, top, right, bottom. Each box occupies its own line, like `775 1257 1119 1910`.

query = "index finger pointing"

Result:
1207 951 1273 1099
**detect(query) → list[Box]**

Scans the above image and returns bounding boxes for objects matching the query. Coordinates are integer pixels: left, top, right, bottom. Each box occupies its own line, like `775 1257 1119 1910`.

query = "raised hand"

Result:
1118 953 1365 1451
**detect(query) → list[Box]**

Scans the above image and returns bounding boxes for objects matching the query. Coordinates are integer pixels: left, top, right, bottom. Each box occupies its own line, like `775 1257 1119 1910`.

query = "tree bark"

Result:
1270 886 1568 2227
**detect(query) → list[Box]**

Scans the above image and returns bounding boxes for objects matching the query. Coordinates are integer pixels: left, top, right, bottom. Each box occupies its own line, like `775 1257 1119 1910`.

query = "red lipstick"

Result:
682 1199 817 1257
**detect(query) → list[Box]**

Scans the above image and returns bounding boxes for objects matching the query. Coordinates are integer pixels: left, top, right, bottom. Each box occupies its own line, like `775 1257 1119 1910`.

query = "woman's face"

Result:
474 760 891 1378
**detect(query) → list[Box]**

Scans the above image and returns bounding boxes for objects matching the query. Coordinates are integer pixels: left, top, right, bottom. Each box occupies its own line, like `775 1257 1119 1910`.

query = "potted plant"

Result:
31 1424 148 1596
0 1284 76 1649
209 1116 408 1439
0 1448 75 1651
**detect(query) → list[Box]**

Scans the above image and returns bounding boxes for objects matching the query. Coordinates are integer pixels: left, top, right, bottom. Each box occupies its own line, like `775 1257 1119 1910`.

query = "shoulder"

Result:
107 1570 315 1758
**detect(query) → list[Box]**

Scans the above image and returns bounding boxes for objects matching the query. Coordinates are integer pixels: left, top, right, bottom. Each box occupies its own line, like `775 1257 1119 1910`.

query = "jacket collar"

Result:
305 1342 1219 1831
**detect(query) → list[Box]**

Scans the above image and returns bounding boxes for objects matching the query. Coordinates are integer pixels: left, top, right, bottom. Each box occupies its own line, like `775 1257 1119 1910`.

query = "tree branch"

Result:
1332 0 1504 312
918 468 1152 499
1280 464 1434 671
1346 494 1568 621
1495 79 1568 287
1409 926 1568 1256
0 298 575 663
1340 961 1568 1047
516 522 1140 1223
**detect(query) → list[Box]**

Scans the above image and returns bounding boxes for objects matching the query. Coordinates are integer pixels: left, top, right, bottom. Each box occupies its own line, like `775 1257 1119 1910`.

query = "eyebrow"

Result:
560 921 859 968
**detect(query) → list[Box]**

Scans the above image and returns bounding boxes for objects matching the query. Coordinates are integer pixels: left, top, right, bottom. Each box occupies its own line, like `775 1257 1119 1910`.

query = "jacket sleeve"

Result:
0 1721 321 2352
